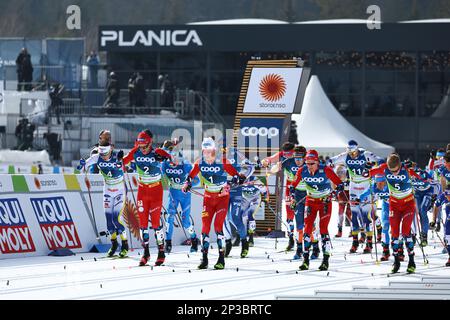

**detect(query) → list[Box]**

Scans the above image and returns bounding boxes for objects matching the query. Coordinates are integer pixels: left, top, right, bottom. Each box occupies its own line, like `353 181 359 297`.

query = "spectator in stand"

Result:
103 72 120 114
160 74 175 113
134 72 147 113
48 83 64 125
86 51 100 89
128 72 137 112
17 119 35 150
16 48 33 91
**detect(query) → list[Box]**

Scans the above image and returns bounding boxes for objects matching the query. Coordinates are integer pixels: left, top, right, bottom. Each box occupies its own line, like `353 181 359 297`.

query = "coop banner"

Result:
243 67 303 114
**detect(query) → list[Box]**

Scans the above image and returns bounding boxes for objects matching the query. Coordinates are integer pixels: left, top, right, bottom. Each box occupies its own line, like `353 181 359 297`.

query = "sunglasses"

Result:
305 162 316 166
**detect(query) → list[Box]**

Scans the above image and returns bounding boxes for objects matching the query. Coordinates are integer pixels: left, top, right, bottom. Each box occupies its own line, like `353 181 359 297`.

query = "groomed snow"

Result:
0 202 448 300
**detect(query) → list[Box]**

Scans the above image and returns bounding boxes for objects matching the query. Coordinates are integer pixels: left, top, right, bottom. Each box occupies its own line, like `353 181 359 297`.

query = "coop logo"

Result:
98 162 118 168
290 166 300 173
165 168 183 175
0 198 35 254
347 159 366 166
31 197 81 250
303 177 325 183
101 30 203 47
136 157 156 163
200 166 221 173
241 127 279 139
386 174 407 181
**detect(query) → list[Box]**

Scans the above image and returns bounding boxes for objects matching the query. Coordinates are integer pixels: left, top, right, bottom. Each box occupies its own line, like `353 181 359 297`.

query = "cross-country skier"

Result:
222 146 255 257
261 142 298 251
369 153 425 274
236 175 267 258
333 164 352 238
78 142 128 258
182 137 245 270
122 129 172 267
429 184 450 267
410 161 440 247
290 149 345 271
328 140 384 254
288 146 310 260
161 140 199 253
359 174 391 261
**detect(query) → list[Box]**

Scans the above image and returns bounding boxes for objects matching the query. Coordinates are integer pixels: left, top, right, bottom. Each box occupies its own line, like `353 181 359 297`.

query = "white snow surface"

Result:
0 202 448 300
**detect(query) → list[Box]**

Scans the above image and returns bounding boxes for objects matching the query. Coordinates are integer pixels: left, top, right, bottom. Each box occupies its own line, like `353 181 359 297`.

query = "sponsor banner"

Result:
243 68 303 114
0 198 36 254
31 196 82 250
76 174 105 192
15 166 32 174
238 118 284 149
24 175 67 192
0 175 14 193
0 192 100 258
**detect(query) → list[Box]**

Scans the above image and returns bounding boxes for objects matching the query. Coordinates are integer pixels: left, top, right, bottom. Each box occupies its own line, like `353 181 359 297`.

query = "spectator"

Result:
160 74 174 112
128 72 137 111
86 51 100 88
16 118 35 150
103 72 120 114
16 48 33 91
48 83 64 125
134 72 147 113
14 118 26 149
44 132 62 164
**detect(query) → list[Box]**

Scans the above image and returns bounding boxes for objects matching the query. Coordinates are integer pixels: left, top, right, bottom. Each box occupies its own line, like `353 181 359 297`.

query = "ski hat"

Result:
347 140 358 152
437 150 445 157
305 149 319 162
201 137 216 151
374 174 385 183
136 130 153 146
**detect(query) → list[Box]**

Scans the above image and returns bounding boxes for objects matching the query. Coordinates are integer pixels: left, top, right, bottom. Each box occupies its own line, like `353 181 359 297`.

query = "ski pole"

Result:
84 165 100 241
414 205 429 265
369 178 379 264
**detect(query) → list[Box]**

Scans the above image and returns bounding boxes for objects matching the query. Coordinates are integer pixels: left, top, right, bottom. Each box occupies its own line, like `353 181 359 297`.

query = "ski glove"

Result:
335 183 345 193
77 158 86 171
117 150 124 161
429 221 436 230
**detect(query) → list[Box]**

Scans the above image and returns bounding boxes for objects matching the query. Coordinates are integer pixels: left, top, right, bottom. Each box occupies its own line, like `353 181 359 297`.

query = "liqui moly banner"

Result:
0 198 36 254
243 67 303 114
31 197 82 250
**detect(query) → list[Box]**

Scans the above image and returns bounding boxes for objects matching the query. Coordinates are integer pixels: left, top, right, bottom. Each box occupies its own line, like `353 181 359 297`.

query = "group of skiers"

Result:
78 130 450 274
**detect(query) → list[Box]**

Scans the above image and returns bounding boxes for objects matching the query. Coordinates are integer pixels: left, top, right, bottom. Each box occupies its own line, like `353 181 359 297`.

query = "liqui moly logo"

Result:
31 197 82 250
0 198 36 254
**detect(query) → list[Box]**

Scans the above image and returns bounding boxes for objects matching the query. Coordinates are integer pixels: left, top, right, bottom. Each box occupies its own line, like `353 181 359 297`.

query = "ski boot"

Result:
232 235 240 247
214 251 225 270
139 244 150 266
349 236 359 253
299 255 309 270
436 222 441 232
198 251 208 269
224 239 232 257
376 226 382 243
119 240 128 258
335 227 343 238
240 239 249 258
248 233 254 247
406 256 416 274
293 245 303 260
363 237 373 254
107 239 119 257
348 231 353 238
165 240 172 253
311 243 320 260
446 258 450 267
380 245 390 261
155 245 165 266
285 233 295 251
318 254 330 271
190 237 199 253
391 255 401 274
398 247 405 262
359 232 366 244
419 232 428 247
